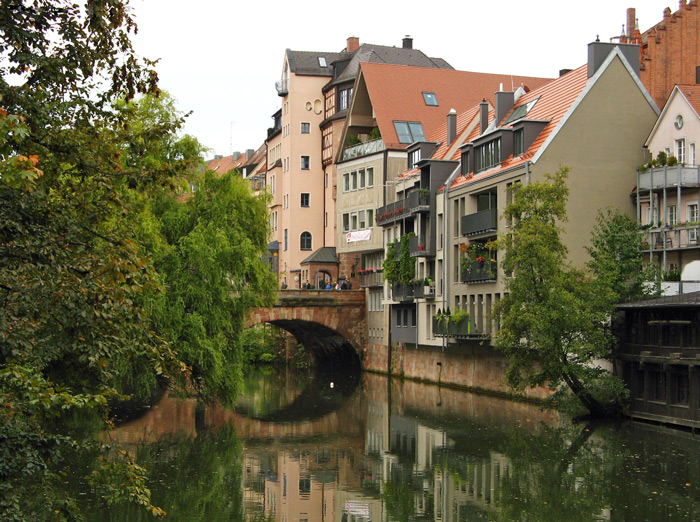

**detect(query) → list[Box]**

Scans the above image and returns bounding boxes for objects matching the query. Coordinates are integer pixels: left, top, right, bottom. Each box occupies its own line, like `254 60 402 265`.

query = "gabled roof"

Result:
358 63 552 151
448 48 657 191
286 50 345 77
207 155 243 174
678 84 700 116
326 43 453 88
644 83 700 148
301 246 339 265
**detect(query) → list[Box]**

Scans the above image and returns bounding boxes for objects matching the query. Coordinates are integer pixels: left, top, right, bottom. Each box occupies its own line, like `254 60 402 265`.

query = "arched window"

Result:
300 231 312 250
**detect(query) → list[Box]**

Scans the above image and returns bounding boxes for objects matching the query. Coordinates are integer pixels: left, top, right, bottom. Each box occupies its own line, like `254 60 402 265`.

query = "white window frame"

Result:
676 138 686 164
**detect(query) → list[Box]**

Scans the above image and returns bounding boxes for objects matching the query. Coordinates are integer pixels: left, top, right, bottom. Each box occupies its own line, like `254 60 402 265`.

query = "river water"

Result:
104 367 700 521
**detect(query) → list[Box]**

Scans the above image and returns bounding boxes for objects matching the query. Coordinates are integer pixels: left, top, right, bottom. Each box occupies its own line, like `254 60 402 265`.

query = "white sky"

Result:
130 0 664 158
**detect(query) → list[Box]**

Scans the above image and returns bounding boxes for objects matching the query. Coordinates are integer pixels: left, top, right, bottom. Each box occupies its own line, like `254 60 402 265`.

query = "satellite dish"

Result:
681 260 700 280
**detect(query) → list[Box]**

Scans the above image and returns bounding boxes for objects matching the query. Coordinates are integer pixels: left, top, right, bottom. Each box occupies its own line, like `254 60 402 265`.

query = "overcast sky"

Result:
130 0 664 159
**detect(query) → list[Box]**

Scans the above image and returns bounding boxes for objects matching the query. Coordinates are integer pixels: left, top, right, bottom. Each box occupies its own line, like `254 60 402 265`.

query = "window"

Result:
676 139 686 164
475 138 501 172
367 209 374 227
300 231 312 250
318 57 326 67
504 98 538 125
301 156 310 170
338 88 352 111
359 169 365 189
343 213 349 231
301 193 309 207
343 173 350 192
409 149 421 169
671 372 689 405
667 205 677 226
460 150 470 175
513 129 524 156
359 210 366 229
394 121 425 144
367 167 374 187
301 122 310 134
423 92 438 106
284 229 288 251
351 170 357 190
691 143 696 166
351 213 358 230
688 203 698 242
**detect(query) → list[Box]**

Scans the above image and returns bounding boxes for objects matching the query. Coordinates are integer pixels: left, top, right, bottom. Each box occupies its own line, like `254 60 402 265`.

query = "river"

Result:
101 366 700 521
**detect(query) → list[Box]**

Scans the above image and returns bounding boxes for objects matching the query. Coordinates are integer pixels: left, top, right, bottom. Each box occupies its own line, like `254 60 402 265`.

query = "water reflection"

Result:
105 370 700 521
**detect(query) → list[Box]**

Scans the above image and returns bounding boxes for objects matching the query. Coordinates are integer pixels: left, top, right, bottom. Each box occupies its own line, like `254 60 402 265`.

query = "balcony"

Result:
461 208 497 237
376 190 431 226
359 270 384 288
432 316 488 340
461 261 497 284
641 226 700 251
413 282 435 299
391 283 415 302
409 234 434 257
637 165 700 191
341 138 384 161
275 80 288 96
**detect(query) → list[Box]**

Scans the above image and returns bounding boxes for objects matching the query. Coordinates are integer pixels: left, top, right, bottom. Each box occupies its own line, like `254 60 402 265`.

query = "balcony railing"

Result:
413 282 435 299
461 260 497 284
341 138 384 161
637 165 700 191
409 234 434 257
641 226 700 251
275 80 288 96
461 208 498 237
376 190 431 226
359 270 384 288
391 283 414 302
432 317 488 339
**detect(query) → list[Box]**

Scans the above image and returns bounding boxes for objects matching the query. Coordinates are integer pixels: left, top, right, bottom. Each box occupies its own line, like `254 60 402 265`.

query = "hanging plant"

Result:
383 241 399 284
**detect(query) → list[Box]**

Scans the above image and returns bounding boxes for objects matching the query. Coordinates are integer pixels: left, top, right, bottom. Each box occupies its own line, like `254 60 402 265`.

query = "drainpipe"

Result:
525 160 531 185
442 164 462 352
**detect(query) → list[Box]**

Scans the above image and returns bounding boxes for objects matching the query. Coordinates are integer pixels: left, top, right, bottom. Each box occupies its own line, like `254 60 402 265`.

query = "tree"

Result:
494 168 624 417
150 170 277 406
586 208 658 304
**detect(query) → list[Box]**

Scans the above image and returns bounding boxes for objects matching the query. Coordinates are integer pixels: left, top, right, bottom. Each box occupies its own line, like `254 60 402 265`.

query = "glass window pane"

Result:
408 122 425 141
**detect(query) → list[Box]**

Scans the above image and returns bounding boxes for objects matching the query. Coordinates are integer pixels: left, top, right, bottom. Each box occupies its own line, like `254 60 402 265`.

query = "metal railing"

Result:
341 138 384 161
641 226 700 251
461 260 497 283
461 208 498 237
637 165 700 191
376 190 431 226
409 234 434 257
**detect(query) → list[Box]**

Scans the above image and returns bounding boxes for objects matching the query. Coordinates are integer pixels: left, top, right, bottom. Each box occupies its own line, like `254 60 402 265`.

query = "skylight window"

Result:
394 121 426 144
318 57 327 67
423 92 438 106
504 98 538 125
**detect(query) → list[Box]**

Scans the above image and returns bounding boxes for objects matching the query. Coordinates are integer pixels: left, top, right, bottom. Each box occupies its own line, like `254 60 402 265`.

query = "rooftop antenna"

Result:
229 121 233 156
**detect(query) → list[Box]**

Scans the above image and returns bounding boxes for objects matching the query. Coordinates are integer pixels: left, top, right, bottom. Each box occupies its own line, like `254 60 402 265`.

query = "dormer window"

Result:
409 149 421 169
339 87 353 111
513 129 524 156
475 138 501 172
394 121 425 144
423 92 438 106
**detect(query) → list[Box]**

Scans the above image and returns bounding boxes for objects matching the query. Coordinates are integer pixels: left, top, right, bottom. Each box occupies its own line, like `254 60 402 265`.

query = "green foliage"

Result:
382 241 399 284
150 170 276 406
586 208 658 304
369 126 381 140
494 168 624 417
398 235 414 286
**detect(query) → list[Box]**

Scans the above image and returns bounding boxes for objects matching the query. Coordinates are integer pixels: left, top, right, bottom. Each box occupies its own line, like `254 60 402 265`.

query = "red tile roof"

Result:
677 84 700 117
448 65 589 191
359 63 552 150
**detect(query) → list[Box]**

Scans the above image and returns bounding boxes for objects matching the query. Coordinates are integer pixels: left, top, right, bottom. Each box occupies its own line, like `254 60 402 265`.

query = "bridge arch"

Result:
245 290 366 370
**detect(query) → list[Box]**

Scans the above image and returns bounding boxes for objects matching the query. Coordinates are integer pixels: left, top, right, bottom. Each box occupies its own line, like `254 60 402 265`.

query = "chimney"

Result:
447 109 457 145
402 35 413 49
626 8 636 39
495 88 515 126
587 41 640 78
246 148 254 160
346 36 359 53
559 68 572 77
479 99 489 135
214 155 223 160
232 151 241 160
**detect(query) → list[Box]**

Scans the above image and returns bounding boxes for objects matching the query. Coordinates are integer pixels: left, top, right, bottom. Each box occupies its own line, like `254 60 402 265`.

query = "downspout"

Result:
442 165 462 351
525 160 531 185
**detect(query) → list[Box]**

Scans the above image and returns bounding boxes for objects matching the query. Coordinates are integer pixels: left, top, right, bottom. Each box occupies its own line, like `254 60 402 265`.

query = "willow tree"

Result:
494 168 624 417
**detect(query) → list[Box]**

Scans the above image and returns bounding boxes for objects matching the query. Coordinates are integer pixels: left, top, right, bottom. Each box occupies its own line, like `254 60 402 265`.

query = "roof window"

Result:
423 92 438 106
318 57 327 67
394 121 426 144
504 98 538 125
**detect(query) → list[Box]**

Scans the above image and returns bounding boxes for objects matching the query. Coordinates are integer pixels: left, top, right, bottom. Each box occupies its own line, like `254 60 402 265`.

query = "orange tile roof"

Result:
359 62 552 150
206 154 244 174
677 84 700 117
448 65 589 191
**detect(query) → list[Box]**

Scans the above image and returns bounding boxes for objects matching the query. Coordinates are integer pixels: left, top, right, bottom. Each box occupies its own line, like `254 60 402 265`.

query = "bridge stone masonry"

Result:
245 289 366 370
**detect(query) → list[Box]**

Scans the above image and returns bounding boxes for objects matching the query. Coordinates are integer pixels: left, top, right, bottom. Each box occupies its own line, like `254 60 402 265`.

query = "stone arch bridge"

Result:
244 290 366 369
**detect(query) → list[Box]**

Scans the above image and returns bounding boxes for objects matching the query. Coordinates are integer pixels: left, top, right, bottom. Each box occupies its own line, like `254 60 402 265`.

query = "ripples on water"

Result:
101 366 700 522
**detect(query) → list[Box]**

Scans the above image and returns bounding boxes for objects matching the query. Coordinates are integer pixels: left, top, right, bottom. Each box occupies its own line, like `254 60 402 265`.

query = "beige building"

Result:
380 43 658 349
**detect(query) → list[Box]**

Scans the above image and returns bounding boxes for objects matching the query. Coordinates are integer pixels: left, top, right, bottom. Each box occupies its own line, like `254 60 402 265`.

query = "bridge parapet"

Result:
245 290 366 368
